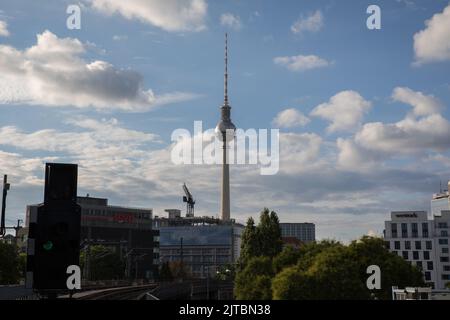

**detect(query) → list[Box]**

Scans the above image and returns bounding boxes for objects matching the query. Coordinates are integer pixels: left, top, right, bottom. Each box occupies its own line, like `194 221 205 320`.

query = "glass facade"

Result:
159 225 233 246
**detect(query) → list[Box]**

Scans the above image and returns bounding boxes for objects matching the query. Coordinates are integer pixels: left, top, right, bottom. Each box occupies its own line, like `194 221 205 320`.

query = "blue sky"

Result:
0 0 449 241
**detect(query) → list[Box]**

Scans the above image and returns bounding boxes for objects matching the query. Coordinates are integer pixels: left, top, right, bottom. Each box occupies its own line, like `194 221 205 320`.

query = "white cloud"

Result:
291 10 323 34
0 30 200 111
354 114 450 154
413 4 450 64
336 138 383 172
392 87 442 116
87 0 207 32
274 54 330 72
0 20 9 37
112 35 128 41
220 13 242 30
336 88 450 169
272 108 310 128
278 132 323 174
310 91 372 133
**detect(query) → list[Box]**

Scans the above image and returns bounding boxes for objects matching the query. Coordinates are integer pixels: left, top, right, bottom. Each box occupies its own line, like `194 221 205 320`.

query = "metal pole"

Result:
180 237 183 281
206 266 210 300
1 175 9 237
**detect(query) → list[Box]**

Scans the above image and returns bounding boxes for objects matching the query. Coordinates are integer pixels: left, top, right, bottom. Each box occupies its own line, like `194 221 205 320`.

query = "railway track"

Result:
75 284 158 300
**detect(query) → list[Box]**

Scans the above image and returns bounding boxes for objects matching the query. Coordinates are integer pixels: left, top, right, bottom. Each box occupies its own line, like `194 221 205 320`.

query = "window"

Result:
440 256 450 263
423 251 430 260
425 272 431 281
405 241 411 250
439 239 449 245
402 251 409 259
442 274 450 280
441 230 449 237
401 223 408 238
391 223 398 238
416 261 423 270
412 223 418 238
422 223 429 238
427 261 433 270
395 241 401 250
426 241 432 250
442 247 449 254
438 222 448 228
444 266 450 272
413 251 419 260
415 241 421 250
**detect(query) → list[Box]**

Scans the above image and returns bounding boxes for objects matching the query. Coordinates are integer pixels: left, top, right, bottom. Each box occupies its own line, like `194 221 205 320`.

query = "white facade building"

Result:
384 211 450 290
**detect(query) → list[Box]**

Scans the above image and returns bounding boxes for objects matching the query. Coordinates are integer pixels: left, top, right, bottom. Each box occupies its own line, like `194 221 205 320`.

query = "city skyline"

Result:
0 0 450 242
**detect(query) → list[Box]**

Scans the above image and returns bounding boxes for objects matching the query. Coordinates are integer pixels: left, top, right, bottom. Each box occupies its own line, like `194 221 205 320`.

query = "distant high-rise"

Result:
215 33 236 221
431 181 450 217
280 223 316 243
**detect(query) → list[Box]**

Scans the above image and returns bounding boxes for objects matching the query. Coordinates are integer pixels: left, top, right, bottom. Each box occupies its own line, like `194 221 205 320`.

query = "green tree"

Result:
348 236 425 300
0 242 21 284
239 217 259 265
272 245 302 274
257 208 283 258
234 256 273 299
18 252 27 280
272 237 425 300
239 208 283 267
159 261 173 282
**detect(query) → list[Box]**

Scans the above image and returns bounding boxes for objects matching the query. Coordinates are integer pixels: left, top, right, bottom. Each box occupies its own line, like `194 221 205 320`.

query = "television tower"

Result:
215 33 236 221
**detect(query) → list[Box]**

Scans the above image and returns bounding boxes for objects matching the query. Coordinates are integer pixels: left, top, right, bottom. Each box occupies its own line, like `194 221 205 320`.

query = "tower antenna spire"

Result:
224 32 228 105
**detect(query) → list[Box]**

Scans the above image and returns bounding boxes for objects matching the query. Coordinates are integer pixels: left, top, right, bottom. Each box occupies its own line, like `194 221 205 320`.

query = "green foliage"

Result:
348 236 424 299
0 242 21 284
272 237 426 300
239 217 258 265
215 264 235 281
258 209 283 258
234 256 273 299
272 266 312 300
18 252 27 279
159 261 173 282
272 246 302 274
239 208 283 266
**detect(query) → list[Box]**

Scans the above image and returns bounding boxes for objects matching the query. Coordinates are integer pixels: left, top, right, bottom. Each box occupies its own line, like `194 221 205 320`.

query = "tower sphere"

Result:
215 119 236 142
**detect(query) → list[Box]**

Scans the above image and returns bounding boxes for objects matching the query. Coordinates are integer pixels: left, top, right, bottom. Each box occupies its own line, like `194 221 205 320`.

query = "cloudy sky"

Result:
0 0 450 241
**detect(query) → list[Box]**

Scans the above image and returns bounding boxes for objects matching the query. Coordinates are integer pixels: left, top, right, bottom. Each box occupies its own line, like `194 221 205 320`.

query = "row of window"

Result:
161 255 230 263
390 222 450 238
391 240 433 250
391 222 429 238
161 248 230 255
82 208 151 220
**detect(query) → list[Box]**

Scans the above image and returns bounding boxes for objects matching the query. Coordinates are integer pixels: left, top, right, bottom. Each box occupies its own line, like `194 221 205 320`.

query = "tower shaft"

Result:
221 141 230 221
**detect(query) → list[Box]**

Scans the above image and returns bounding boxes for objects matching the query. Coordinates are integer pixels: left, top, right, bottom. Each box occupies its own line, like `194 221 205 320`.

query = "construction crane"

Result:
182 183 195 217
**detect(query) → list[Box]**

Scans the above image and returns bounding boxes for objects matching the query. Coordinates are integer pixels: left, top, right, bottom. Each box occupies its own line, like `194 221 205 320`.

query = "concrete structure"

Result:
26 196 159 280
431 181 450 216
384 210 450 290
215 33 236 222
280 223 315 243
158 224 243 278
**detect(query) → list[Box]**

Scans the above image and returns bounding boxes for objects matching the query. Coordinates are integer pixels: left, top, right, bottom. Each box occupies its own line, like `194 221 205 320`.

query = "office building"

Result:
156 209 243 278
25 195 160 280
384 210 450 290
280 223 315 243
431 181 450 216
